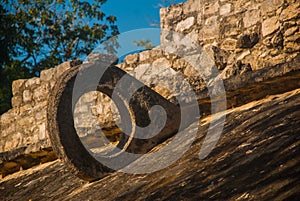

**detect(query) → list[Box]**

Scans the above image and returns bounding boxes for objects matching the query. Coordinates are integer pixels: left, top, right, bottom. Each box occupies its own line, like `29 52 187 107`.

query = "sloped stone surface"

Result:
1 89 299 201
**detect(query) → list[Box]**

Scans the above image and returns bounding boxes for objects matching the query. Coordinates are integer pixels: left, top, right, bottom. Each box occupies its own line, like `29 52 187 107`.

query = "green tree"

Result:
0 0 119 114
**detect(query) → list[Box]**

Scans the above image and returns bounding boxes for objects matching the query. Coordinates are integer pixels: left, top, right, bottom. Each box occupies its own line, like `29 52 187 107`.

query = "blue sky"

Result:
102 0 186 32
92 0 187 60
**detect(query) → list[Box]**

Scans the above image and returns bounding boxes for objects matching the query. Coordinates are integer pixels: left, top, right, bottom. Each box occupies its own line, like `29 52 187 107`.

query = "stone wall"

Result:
160 0 299 74
0 62 79 160
114 0 300 104
1 0 299 177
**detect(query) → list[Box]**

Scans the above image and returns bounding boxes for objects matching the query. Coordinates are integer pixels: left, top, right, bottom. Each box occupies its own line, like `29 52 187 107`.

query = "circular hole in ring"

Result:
74 91 134 157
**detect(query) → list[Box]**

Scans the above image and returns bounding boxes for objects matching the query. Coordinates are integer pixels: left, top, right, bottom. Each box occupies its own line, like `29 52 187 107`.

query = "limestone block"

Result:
221 15 242 37
280 3 300 21
197 12 203 25
40 68 55 82
133 64 150 80
11 96 22 108
284 41 300 53
284 26 299 38
220 3 232 16
160 7 168 20
221 38 237 51
243 9 261 28
139 51 151 62
152 58 171 70
12 79 26 96
125 54 139 65
203 1 219 15
25 77 40 89
269 54 286 66
237 50 251 61
55 62 73 78
0 111 15 125
176 17 195 32
35 108 46 121
33 84 48 102
261 0 284 16
262 16 280 37
200 16 220 40
23 90 32 103
19 104 32 113
237 33 259 48
3 124 16 138
183 64 199 77
39 123 47 140
173 58 188 71
284 33 300 43
18 116 35 127
168 5 183 19
183 0 202 14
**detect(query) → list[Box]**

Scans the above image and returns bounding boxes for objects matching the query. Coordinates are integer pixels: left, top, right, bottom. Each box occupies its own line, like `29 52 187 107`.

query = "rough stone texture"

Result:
47 60 184 181
0 0 300 196
160 0 299 71
0 61 81 169
1 88 299 200
262 16 280 37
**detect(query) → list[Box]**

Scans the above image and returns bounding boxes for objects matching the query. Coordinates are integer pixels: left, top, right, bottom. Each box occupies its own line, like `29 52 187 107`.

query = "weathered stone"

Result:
200 16 219 40
11 96 22 108
210 46 229 71
221 38 237 51
124 54 139 65
40 68 55 82
33 85 48 102
237 33 259 48
243 9 261 28
35 108 46 121
167 5 183 19
134 64 151 80
2 124 16 138
182 0 201 13
1 0 300 188
18 116 35 127
203 1 219 15
19 104 32 113
25 77 40 89
221 14 242 37
197 12 203 25
23 90 32 103
271 32 284 48
284 26 299 37
12 79 26 96
176 17 195 32
261 0 284 16
39 123 47 140
47 64 183 181
284 41 300 53
139 51 151 62
152 57 171 69
237 50 251 61
269 54 286 66
183 64 200 76
280 3 300 21
172 58 188 71
262 16 280 36
284 33 300 42
220 3 231 15
0 111 15 125
55 61 73 78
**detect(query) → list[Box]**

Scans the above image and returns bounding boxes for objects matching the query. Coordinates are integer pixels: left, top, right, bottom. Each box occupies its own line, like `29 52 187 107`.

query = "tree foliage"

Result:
0 0 119 114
